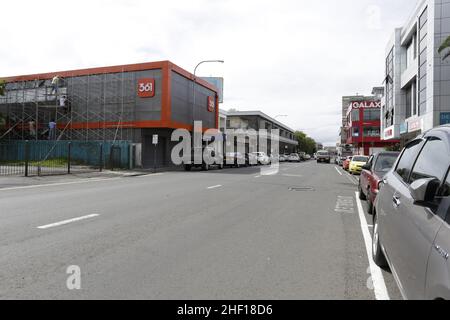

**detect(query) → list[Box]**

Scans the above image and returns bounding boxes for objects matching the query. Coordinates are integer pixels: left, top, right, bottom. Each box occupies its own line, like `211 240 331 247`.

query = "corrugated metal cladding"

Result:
67 69 163 123
171 71 216 129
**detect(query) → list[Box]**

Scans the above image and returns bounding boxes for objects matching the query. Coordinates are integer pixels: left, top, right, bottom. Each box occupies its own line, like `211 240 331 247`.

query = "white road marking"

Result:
37 214 100 230
282 174 303 178
254 175 262 178
207 185 222 190
334 196 355 214
335 167 343 176
0 178 122 192
355 192 390 300
135 173 164 178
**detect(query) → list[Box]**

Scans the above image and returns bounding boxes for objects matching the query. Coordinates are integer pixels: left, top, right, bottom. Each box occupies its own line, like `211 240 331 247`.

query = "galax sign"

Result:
349 101 381 109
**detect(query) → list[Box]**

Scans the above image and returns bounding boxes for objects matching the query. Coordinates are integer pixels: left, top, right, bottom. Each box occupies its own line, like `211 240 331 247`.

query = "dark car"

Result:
358 152 400 214
373 125 450 300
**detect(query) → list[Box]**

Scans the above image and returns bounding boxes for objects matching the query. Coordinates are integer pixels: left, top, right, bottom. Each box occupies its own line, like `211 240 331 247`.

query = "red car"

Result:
358 151 400 214
342 156 353 171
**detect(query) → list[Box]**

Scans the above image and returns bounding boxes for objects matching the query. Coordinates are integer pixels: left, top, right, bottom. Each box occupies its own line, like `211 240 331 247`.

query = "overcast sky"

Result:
1 0 418 145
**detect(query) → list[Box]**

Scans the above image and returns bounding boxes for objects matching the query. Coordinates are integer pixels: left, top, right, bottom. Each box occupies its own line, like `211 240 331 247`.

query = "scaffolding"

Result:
0 70 136 143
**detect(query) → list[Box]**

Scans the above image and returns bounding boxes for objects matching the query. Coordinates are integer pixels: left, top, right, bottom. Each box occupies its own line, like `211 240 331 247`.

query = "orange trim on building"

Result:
59 120 218 132
2 60 219 93
3 60 220 131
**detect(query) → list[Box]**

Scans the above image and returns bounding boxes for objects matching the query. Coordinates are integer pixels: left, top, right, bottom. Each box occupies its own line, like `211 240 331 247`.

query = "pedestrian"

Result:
51 76 60 95
48 119 56 140
29 120 36 138
59 95 67 108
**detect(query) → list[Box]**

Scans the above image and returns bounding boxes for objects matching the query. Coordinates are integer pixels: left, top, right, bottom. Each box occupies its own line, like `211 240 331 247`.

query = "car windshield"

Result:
352 156 369 162
374 154 398 172
318 152 328 155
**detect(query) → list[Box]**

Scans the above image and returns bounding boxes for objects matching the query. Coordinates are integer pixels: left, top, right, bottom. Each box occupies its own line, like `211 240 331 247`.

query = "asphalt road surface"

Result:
0 161 403 299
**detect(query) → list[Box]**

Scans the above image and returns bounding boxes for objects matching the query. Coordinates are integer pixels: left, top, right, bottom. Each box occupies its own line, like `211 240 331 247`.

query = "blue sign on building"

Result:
400 122 408 134
441 112 450 125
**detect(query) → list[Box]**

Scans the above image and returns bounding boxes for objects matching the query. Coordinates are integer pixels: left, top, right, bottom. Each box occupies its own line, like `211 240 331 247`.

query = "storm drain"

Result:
289 187 315 192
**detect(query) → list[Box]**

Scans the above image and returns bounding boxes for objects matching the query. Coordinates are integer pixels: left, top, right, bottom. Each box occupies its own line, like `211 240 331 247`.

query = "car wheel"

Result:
218 163 224 170
184 164 192 171
202 163 209 171
372 212 388 269
358 184 367 200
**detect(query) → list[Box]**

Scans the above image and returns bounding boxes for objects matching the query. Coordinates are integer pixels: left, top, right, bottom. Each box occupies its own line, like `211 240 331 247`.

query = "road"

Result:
0 161 403 299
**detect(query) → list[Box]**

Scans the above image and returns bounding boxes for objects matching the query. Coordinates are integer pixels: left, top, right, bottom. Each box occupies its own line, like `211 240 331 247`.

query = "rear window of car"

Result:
353 156 369 162
410 137 449 184
318 152 329 155
374 154 398 172
395 139 424 184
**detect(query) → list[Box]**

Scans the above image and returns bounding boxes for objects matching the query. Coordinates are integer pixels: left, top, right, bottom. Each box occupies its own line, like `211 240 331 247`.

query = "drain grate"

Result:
289 187 315 192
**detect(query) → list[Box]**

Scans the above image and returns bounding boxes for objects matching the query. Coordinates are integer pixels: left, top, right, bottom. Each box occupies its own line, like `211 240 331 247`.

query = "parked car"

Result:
245 152 258 166
373 125 450 299
358 151 400 214
304 154 311 161
348 155 369 175
316 150 331 163
251 152 271 165
299 152 307 161
343 156 353 171
225 152 246 168
288 153 301 162
183 146 224 171
279 154 289 162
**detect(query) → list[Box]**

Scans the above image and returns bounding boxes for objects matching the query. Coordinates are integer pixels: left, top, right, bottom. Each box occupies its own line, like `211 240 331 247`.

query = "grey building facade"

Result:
382 0 450 143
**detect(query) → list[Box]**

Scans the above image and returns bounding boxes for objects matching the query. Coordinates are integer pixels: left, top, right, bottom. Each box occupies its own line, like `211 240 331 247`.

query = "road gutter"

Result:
355 192 390 300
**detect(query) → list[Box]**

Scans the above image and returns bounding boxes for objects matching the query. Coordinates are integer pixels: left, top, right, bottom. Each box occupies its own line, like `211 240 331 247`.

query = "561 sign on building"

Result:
137 78 155 98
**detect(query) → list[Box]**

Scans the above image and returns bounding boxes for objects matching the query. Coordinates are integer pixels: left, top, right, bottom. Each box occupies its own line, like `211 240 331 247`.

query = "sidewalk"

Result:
0 170 153 190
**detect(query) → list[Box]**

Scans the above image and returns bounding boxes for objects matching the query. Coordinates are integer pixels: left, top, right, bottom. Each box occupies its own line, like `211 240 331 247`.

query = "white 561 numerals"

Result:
139 82 153 92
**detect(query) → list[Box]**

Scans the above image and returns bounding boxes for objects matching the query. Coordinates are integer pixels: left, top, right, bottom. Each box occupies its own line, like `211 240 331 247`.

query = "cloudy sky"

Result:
1 0 417 145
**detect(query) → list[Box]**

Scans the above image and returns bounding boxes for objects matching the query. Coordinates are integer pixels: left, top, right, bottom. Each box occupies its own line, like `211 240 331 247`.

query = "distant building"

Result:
219 109 228 133
340 92 380 145
344 98 399 155
225 111 299 154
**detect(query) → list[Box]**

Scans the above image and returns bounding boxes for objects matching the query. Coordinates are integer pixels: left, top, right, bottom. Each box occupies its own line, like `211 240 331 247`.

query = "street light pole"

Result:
192 60 224 127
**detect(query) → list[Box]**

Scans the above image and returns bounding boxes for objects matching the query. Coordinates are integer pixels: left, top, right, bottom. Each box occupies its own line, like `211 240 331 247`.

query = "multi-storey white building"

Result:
382 0 450 144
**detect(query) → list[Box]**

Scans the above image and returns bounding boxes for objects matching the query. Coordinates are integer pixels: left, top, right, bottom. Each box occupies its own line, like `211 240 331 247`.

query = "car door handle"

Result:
393 195 401 208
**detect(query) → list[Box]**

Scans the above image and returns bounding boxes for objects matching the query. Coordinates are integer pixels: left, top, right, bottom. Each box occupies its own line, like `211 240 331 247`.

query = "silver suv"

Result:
373 125 450 299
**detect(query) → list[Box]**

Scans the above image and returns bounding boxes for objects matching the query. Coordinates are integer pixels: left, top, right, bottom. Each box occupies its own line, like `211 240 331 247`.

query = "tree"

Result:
438 36 450 60
294 131 317 155
0 79 5 96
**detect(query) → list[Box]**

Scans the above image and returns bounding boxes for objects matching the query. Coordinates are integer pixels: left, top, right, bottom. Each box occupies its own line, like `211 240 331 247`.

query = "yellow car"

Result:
349 155 370 175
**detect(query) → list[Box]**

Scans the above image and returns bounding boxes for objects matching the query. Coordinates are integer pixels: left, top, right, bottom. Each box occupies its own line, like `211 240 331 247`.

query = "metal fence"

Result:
0 140 131 176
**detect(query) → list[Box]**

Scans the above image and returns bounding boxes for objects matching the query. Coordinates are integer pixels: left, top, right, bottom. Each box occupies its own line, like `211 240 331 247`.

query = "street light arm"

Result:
194 60 225 77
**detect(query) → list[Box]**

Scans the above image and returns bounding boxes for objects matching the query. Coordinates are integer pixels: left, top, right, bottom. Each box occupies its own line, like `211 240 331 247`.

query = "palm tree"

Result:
0 79 5 96
438 35 450 60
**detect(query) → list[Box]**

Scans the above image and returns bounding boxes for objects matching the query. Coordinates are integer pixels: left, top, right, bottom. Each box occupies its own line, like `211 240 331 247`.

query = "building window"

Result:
405 86 412 119
363 127 380 137
418 7 428 116
363 109 380 121
352 127 360 137
386 48 394 109
351 109 360 122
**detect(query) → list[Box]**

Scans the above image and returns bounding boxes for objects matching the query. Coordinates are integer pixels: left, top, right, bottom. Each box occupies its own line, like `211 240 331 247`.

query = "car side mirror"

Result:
409 178 440 204
362 164 371 171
